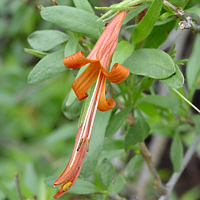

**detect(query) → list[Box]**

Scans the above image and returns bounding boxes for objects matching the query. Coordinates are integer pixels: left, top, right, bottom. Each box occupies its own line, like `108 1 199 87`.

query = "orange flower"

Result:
53 10 130 198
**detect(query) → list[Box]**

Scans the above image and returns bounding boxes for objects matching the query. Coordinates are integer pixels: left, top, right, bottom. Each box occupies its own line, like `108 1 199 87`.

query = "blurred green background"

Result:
1 0 200 200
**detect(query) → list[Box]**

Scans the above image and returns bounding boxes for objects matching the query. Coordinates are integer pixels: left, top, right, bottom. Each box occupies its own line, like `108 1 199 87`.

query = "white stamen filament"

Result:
70 72 102 167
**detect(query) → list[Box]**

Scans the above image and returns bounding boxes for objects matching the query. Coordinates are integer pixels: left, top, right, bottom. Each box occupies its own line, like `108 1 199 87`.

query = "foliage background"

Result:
0 0 200 200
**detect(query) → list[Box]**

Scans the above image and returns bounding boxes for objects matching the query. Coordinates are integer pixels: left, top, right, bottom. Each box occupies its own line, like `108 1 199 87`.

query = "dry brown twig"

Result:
14 173 23 200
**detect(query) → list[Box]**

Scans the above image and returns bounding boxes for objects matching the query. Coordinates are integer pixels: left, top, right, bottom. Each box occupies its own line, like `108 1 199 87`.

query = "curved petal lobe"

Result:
101 63 130 83
63 51 97 69
72 63 100 100
97 78 116 111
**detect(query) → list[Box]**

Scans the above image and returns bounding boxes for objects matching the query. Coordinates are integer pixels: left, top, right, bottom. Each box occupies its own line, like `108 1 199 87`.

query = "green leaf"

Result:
101 158 115 186
73 0 95 14
24 48 49 58
161 64 184 89
124 155 143 177
139 95 179 109
110 41 134 67
41 6 104 40
122 4 150 25
64 36 80 57
123 49 176 79
103 139 124 151
143 20 175 48
170 132 183 172
80 110 112 178
186 34 200 98
125 109 150 149
28 50 66 84
105 106 132 139
131 0 163 44
62 96 83 120
24 163 38 194
28 30 69 51
186 7 200 17
108 176 126 195
168 0 188 7
69 178 100 194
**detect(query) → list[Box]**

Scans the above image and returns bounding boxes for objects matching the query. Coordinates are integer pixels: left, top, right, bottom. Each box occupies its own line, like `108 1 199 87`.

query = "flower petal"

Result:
101 63 130 83
72 62 100 100
53 147 86 198
97 78 116 111
63 51 97 69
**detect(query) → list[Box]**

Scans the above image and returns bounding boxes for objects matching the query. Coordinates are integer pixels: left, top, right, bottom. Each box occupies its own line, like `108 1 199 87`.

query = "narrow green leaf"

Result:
143 20 175 48
125 109 150 149
139 95 179 109
123 49 176 79
69 179 100 194
124 155 143 177
103 139 124 151
186 34 200 98
28 50 66 84
131 0 163 44
170 133 183 172
28 30 69 51
168 0 188 7
73 0 95 14
62 96 83 120
108 176 126 195
105 106 132 139
110 41 134 67
64 36 80 57
185 7 200 17
41 6 104 40
80 109 112 178
101 158 115 186
161 64 184 89
24 48 49 58
122 4 150 25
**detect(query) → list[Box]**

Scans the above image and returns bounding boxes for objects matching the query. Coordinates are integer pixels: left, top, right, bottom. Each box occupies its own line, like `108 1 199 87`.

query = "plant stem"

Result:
139 142 167 195
14 173 23 200
164 0 200 33
158 134 200 200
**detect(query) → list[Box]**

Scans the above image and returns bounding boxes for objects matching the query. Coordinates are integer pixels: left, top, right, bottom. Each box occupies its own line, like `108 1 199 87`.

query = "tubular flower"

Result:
53 10 130 198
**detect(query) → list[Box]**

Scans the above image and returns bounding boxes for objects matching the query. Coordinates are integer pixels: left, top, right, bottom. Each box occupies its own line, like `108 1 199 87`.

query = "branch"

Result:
139 142 167 195
14 173 23 200
164 0 200 33
158 134 200 200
